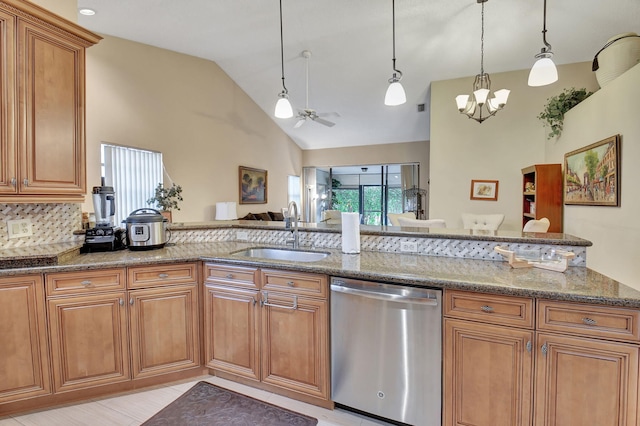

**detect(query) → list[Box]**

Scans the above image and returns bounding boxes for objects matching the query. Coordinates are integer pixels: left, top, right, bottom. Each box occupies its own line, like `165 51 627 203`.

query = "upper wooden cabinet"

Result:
0 0 101 201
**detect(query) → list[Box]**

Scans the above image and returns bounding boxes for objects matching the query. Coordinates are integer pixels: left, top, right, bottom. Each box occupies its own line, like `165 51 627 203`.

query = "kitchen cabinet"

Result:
46 263 200 393
521 164 563 232
0 0 100 200
46 269 130 393
0 275 51 404
203 263 330 405
444 290 640 426
444 290 535 426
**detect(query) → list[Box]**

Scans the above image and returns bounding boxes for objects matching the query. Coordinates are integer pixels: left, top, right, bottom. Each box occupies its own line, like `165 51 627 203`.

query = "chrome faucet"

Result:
286 201 299 249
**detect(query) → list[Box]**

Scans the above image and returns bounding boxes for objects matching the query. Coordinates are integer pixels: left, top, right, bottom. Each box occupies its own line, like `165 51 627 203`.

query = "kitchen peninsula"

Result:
2 222 639 425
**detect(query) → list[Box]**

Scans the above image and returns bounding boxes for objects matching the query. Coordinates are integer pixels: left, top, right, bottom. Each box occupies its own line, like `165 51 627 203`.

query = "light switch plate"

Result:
7 219 33 239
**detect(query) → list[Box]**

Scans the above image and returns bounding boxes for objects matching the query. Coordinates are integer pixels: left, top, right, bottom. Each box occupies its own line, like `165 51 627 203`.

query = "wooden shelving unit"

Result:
522 164 563 232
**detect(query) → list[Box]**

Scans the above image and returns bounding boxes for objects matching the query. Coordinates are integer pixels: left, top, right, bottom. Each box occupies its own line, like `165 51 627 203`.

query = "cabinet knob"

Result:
526 341 532 353
80 280 92 286
119 298 124 306
10 177 16 187
541 343 548 355
226 274 233 279
158 273 170 279
480 305 494 313
23 178 29 186
129 298 134 305
287 281 295 287
582 317 597 326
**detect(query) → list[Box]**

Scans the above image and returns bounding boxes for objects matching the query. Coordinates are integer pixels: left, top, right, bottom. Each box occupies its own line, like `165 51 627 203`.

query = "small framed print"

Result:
239 166 267 204
470 180 499 201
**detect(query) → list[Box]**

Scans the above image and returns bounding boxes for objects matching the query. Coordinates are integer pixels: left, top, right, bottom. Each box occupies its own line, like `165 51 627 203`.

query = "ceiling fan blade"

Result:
317 112 340 118
294 118 306 128
311 116 335 127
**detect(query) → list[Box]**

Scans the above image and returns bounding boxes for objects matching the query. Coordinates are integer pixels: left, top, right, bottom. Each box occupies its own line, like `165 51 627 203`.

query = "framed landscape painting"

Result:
470 180 499 201
564 134 620 206
239 166 267 204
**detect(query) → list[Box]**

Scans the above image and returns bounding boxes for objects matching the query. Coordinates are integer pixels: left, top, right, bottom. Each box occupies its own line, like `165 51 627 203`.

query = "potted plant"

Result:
147 183 183 222
538 88 593 139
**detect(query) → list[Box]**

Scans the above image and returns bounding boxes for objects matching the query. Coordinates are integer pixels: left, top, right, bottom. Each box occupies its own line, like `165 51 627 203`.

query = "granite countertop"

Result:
1 241 638 308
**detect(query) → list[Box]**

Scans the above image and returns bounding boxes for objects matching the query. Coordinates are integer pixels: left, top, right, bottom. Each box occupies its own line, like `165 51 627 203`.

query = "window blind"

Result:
102 144 163 225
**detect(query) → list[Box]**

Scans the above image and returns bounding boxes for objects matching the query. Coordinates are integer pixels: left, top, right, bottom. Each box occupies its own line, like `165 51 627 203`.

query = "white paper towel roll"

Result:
341 212 360 254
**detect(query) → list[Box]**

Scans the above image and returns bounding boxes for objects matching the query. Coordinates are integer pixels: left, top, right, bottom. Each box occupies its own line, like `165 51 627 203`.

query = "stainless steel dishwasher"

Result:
331 277 442 426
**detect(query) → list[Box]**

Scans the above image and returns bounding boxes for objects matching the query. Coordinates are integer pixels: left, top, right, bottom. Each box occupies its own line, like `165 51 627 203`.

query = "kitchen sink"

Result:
232 247 330 262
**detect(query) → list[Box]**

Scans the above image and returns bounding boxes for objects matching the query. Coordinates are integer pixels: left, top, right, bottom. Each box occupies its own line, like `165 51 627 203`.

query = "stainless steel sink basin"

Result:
232 247 330 262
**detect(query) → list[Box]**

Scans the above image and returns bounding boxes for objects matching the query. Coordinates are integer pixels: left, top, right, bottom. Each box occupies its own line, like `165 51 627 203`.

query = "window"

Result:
101 144 163 224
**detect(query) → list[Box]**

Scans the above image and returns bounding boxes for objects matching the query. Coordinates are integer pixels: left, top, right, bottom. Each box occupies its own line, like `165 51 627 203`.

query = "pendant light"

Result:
455 0 509 123
384 0 406 106
274 0 293 118
528 0 558 86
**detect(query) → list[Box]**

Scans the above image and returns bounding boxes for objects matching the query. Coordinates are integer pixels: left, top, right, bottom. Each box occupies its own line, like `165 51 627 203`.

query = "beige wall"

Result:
85 35 302 222
31 0 77 22
430 62 599 230
546 64 640 289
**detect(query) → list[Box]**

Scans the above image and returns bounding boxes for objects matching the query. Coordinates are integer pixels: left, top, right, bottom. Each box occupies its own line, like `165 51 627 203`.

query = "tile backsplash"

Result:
0 203 83 249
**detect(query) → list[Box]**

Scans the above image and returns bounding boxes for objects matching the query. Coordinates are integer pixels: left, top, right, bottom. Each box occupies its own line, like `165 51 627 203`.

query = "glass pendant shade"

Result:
528 56 558 86
473 88 490 105
455 95 470 111
493 89 510 106
274 92 293 118
385 79 407 106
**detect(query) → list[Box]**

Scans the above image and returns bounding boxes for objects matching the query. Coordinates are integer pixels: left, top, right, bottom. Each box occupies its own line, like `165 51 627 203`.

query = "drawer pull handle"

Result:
480 305 494 313
119 298 124 306
287 281 295 287
158 273 170 279
226 274 234 279
80 280 92 286
261 292 298 310
582 317 597 326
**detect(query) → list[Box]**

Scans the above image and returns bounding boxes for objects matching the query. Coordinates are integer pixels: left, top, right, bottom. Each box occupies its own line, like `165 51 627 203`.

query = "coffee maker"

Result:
81 180 126 252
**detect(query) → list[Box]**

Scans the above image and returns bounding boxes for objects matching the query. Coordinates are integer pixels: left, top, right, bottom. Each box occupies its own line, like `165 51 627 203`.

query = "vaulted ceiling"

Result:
77 0 640 150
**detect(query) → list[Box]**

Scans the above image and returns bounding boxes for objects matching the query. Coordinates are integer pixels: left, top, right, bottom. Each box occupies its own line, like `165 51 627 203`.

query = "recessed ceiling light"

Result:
79 8 96 16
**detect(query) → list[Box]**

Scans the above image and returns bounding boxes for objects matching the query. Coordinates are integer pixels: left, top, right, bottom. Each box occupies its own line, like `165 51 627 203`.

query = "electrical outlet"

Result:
7 219 33 239
236 230 248 241
400 241 418 253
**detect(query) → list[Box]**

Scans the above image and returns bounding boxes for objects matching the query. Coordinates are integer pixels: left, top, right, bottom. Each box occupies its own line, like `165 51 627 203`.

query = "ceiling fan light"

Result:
274 92 293 118
528 56 558 86
385 80 406 106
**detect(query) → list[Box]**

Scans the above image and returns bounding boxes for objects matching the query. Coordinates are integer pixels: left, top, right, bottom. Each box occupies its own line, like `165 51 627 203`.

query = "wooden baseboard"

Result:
0 367 208 417
211 369 335 410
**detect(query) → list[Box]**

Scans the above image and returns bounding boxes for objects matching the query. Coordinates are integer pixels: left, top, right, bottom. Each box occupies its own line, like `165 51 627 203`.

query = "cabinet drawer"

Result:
128 263 197 289
537 300 640 342
203 263 259 290
46 269 126 297
444 290 534 329
261 269 327 298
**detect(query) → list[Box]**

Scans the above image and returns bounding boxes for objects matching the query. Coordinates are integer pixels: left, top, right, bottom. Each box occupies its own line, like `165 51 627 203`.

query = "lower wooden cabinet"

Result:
0 275 51 404
444 290 640 426
204 264 330 404
534 332 638 426
48 291 130 393
444 318 534 426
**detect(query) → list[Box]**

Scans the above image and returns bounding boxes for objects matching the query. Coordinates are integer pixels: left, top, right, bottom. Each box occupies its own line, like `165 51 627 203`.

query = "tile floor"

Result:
0 375 393 425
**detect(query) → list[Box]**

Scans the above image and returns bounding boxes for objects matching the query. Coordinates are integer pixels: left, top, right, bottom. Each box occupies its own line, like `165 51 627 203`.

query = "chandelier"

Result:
455 0 510 123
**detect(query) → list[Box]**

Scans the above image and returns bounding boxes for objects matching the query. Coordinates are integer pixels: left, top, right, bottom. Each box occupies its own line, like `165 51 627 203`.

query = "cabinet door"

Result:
261 292 329 400
444 318 534 426
17 19 86 195
0 9 17 195
129 285 200 379
534 332 638 426
204 284 260 381
0 275 50 403
48 292 130 393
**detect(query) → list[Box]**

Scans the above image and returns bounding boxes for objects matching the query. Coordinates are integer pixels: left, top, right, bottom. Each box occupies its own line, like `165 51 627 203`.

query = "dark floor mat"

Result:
142 381 318 426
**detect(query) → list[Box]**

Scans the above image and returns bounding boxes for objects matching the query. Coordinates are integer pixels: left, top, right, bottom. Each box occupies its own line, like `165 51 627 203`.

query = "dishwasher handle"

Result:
331 283 438 306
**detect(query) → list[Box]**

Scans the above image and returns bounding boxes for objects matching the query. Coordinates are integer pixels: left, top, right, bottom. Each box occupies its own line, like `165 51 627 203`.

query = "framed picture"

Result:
470 180 499 201
239 166 267 204
564 134 620 206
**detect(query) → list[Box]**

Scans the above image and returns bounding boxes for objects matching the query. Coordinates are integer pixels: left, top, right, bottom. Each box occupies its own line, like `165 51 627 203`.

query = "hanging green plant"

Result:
538 88 593 139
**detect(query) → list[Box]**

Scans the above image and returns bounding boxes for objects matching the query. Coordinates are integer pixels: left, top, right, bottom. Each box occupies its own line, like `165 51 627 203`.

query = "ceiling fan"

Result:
294 50 339 129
